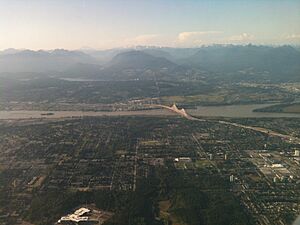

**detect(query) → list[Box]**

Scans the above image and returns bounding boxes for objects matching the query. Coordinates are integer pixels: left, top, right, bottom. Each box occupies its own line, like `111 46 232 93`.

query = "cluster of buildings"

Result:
0 116 299 225
57 207 113 225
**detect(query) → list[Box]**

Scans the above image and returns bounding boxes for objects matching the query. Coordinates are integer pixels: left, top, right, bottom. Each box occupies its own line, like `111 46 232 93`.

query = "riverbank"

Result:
1 103 300 120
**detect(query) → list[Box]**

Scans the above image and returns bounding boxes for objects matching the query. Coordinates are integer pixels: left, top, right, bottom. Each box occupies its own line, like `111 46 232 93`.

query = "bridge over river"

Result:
154 103 199 120
154 103 300 144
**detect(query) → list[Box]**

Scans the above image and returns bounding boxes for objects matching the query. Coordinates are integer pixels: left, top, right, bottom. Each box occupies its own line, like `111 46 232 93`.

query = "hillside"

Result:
106 50 177 71
182 45 300 81
0 49 98 73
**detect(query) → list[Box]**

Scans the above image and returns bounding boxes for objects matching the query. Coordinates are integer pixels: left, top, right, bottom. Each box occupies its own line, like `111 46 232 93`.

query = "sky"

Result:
0 0 300 50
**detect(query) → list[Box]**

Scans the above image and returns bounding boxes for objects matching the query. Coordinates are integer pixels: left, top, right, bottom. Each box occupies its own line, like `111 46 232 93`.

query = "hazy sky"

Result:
0 0 300 50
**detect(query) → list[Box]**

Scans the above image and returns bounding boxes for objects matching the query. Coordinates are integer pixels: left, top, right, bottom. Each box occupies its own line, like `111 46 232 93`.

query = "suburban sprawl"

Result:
0 45 300 225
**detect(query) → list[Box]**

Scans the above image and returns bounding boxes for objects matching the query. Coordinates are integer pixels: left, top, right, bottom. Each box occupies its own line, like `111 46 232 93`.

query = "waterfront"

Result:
1 104 300 120
188 104 300 118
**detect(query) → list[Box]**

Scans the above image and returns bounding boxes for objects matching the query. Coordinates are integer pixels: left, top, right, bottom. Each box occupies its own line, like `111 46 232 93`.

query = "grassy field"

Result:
194 160 214 169
139 140 164 146
159 200 187 225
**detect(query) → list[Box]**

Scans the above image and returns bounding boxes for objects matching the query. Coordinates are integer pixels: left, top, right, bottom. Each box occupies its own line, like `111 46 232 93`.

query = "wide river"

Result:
188 104 300 118
0 104 299 120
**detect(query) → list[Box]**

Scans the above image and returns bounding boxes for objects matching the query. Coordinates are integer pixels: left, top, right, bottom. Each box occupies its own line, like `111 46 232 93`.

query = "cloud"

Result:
133 34 160 42
124 34 160 46
285 34 300 40
178 31 222 42
228 33 254 42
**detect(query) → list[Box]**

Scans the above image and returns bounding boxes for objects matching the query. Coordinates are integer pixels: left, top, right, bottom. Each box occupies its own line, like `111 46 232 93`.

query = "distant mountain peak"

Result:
107 50 177 70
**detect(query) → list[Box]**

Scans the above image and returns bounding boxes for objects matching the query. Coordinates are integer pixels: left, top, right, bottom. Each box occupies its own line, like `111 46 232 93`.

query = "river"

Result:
188 104 300 118
0 109 172 120
0 104 299 120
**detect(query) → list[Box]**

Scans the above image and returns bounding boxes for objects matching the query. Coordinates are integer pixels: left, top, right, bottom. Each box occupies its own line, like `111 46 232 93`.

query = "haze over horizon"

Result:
1 0 300 50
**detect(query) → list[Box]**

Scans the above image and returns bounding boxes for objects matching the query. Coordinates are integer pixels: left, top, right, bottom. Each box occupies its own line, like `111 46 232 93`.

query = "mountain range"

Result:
0 49 97 73
0 45 299 82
